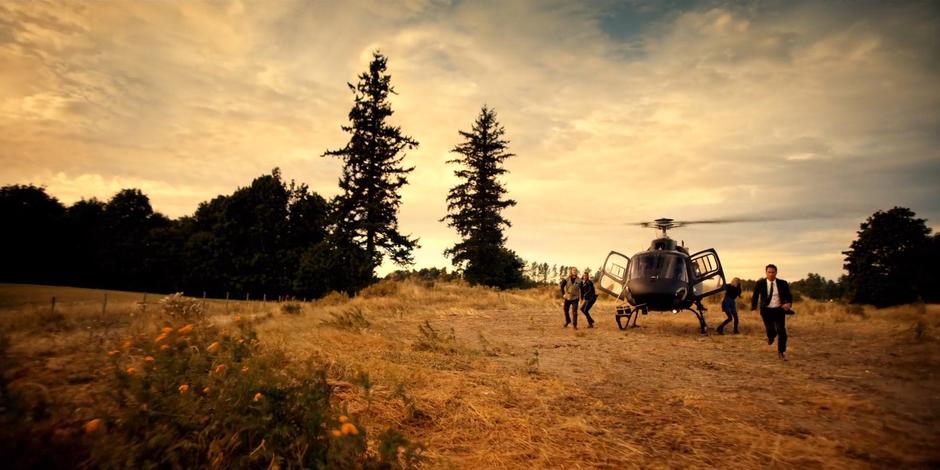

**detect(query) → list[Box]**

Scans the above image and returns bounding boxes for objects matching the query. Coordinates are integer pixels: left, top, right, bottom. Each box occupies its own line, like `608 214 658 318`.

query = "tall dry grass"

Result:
0 284 423 469
2 280 939 468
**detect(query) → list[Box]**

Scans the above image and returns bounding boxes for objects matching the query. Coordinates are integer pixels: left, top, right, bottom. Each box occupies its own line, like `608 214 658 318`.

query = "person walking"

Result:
560 267 582 328
717 277 741 334
750 264 793 360
579 271 597 328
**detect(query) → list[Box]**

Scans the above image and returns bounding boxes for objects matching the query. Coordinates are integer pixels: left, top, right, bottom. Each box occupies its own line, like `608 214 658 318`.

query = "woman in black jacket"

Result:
717 277 741 334
579 271 597 328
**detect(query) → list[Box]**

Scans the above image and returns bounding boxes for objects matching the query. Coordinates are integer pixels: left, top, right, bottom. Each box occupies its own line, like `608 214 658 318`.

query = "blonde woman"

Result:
717 277 742 334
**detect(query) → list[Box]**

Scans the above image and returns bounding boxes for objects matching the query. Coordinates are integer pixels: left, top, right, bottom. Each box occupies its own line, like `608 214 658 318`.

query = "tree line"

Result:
518 262 594 285
1 52 936 306
0 51 529 298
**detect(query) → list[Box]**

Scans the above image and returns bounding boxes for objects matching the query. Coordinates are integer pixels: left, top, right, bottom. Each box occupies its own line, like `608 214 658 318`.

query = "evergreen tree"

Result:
442 106 524 289
324 51 419 290
843 207 934 306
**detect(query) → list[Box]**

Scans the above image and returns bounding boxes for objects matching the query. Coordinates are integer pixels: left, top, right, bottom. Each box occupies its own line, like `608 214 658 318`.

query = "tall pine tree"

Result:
442 106 526 288
324 51 419 290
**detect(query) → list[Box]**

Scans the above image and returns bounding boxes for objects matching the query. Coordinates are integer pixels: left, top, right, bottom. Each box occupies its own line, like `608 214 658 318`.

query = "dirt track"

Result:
445 308 937 468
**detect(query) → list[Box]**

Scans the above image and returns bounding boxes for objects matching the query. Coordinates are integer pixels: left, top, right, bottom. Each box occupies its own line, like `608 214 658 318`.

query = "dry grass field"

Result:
2 280 939 468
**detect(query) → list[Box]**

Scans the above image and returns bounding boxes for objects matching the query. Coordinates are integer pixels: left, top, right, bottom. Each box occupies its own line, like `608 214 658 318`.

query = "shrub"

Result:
86 317 421 468
320 307 370 332
845 304 867 318
359 279 400 298
36 308 70 332
281 302 303 315
158 292 206 322
317 291 350 306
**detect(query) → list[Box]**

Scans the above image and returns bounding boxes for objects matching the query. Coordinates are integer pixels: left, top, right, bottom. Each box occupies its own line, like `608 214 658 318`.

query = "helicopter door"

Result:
597 251 630 299
690 249 726 298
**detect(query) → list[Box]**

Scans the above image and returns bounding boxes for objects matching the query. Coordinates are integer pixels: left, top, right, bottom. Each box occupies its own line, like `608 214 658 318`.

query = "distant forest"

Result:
0 176 579 299
0 174 335 299
2 182 937 306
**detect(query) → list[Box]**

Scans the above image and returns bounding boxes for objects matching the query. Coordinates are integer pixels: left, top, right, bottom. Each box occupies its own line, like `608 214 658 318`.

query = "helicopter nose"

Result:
628 278 687 311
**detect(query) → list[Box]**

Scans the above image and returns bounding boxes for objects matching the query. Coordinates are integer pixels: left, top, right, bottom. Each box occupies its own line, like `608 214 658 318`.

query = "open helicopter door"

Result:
690 248 726 298
597 251 630 299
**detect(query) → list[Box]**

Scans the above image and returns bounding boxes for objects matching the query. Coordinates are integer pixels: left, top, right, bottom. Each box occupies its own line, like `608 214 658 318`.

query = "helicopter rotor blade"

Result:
631 211 850 229
671 214 827 226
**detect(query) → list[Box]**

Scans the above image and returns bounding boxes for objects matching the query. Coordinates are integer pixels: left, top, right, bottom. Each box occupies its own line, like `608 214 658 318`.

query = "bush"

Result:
158 292 206 322
86 316 421 468
845 304 867 318
281 302 303 315
317 291 350 306
359 280 400 298
320 307 370 333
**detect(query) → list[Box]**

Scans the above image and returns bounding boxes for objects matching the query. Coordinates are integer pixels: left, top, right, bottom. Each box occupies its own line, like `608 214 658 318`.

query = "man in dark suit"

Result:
750 264 793 360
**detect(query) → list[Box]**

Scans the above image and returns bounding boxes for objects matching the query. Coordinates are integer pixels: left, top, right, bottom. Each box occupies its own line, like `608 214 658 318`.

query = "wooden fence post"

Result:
51 296 56 315
102 293 108 315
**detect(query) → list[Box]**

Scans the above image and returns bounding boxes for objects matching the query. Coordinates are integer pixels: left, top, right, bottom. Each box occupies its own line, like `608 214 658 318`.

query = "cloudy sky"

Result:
2 0 938 281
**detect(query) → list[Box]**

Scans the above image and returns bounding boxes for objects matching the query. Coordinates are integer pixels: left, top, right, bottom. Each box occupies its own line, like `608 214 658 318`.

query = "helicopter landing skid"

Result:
615 305 708 334
683 306 709 335
615 304 647 330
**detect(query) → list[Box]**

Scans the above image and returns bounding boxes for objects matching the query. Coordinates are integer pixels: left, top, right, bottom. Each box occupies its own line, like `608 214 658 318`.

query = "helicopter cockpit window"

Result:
629 254 688 282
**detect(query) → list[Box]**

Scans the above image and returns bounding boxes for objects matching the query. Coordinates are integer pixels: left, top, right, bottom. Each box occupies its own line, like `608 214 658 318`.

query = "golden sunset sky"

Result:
2 0 938 280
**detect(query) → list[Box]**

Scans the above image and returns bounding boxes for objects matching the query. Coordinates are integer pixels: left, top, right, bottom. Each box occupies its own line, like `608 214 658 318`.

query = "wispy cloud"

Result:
1 0 938 279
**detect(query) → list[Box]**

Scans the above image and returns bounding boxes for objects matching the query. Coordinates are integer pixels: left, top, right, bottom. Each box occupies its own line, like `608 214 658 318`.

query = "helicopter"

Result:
595 218 727 334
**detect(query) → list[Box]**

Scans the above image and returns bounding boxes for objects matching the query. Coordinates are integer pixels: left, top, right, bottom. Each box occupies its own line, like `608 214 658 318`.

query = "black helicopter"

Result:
595 218 727 333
